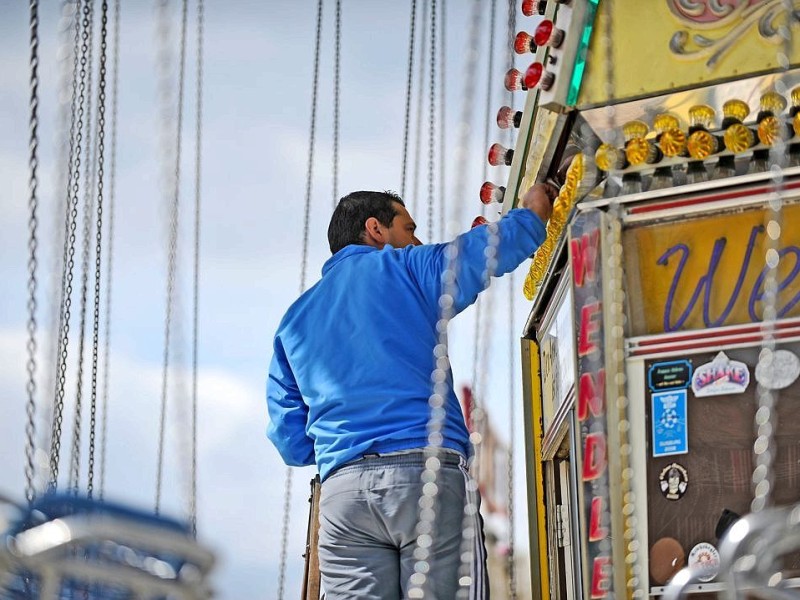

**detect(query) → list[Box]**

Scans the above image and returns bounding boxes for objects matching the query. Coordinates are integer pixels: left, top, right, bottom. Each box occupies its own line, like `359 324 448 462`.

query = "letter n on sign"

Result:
570 209 615 596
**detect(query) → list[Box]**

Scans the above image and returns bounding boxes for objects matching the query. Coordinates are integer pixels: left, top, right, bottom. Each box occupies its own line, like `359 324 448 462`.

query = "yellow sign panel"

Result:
578 0 800 107
624 203 800 336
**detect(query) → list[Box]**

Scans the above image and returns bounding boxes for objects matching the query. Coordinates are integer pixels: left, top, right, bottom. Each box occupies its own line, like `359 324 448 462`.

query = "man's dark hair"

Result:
327 190 404 254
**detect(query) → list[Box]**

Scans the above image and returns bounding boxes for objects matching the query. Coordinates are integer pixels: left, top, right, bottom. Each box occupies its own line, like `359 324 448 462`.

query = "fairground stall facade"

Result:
493 1 800 597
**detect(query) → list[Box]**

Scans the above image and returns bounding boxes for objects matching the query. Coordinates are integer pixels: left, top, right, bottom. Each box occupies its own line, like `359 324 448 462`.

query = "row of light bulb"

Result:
477 0 570 216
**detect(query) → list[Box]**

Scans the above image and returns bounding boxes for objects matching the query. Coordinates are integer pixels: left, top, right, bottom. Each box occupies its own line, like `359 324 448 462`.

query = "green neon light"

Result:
567 0 600 107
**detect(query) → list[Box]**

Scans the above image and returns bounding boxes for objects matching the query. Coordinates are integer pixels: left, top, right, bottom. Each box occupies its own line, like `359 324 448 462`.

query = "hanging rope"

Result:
24 0 41 506
400 0 418 198
332 0 341 209
156 0 189 515
278 0 323 596
50 0 90 491
190 0 205 538
99 0 120 502
411 0 429 218
426 0 436 243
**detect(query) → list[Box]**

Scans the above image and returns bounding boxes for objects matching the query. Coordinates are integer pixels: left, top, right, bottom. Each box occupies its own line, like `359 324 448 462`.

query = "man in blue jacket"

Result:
267 183 554 599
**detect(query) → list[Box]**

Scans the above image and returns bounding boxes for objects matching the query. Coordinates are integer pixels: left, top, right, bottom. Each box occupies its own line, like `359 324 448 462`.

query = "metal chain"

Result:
24 0 41 506
156 0 189 515
400 0 418 198
279 0 323 595
438 0 446 242
470 0 496 412
50 0 89 491
332 0 341 209
505 1 517 596
411 0 429 218
69 0 96 494
190 0 205 538
87 0 108 500
426 0 436 243
751 0 792 516
99 0 119 502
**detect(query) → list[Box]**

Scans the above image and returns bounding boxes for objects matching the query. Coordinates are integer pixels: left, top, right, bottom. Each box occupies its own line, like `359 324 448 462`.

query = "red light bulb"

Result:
524 62 555 91
496 106 523 129
533 19 564 48
488 143 514 166
521 0 547 16
514 31 536 54
472 216 489 228
504 68 527 92
480 182 506 204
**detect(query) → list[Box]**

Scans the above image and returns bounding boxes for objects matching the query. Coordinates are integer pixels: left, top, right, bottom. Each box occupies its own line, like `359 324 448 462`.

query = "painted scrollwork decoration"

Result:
667 0 800 68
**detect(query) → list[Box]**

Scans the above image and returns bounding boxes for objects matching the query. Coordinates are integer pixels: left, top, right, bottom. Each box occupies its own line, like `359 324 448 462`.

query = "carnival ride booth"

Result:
482 0 800 598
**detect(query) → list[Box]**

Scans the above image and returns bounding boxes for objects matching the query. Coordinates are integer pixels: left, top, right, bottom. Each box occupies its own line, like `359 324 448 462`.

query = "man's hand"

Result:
521 183 558 223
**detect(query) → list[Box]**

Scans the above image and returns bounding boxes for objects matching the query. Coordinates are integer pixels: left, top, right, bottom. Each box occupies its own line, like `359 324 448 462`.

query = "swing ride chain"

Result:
99 0 120 501
156 0 189 515
278 0 324 595
332 0 341 208
438 0 446 242
70 0 96 495
191 0 206 539
24 0 41 506
505 0 517 596
400 0 418 198
426 0 436 243
87 0 109 499
411 0 428 218
50 0 91 491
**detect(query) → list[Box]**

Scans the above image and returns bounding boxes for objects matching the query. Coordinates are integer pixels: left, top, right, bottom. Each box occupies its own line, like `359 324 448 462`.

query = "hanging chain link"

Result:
504 0 517 596
99 0 120 502
411 0 429 217
437 0 446 242
50 0 90 491
279 1 324 595
332 0 341 209
156 0 189 515
190 0 205 538
426 0 436 243
87 0 109 499
25 0 41 506
69 0 96 495
400 0 418 198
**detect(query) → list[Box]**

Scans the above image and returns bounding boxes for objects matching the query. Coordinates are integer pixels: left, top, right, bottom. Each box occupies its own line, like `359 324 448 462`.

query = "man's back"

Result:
269 242 470 480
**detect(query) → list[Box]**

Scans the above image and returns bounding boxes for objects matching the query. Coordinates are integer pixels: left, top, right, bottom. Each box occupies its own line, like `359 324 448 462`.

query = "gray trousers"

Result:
318 451 489 600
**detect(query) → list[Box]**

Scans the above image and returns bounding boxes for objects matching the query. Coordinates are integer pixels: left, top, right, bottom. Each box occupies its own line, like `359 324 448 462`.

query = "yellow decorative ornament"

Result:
722 99 750 123
688 104 716 128
523 154 584 301
687 130 718 159
724 123 754 153
760 91 787 115
595 143 625 172
757 115 781 146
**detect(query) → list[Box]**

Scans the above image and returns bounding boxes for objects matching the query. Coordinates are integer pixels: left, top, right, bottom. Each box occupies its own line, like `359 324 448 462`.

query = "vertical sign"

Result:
570 210 614 598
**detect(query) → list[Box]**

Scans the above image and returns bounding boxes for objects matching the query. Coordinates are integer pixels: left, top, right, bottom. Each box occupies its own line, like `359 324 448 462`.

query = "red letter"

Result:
588 496 608 541
583 433 607 481
590 556 612 598
578 302 602 356
577 369 606 421
571 229 600 287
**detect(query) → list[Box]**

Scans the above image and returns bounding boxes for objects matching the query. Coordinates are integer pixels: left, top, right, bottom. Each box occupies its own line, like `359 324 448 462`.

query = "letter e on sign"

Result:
590 555 612 599
578 302 602 356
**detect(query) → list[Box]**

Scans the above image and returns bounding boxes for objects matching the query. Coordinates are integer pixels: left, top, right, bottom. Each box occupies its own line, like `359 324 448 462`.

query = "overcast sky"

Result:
0 2 540 596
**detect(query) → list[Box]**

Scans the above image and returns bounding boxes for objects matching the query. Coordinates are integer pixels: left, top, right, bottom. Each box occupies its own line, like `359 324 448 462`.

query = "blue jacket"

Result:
266 208 546 480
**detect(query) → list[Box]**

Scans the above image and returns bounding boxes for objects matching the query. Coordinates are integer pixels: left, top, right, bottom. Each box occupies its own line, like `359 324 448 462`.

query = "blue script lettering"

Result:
658 225 800 331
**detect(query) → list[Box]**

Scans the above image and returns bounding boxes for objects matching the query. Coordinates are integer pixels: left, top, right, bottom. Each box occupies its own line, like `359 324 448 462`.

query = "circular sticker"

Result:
755 349 800 390
688 542 720 582
649 537 685 585
659 463 688 501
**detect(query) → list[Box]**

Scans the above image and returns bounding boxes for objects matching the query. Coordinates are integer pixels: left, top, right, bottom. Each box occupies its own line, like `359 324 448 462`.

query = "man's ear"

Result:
363 216 384 247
